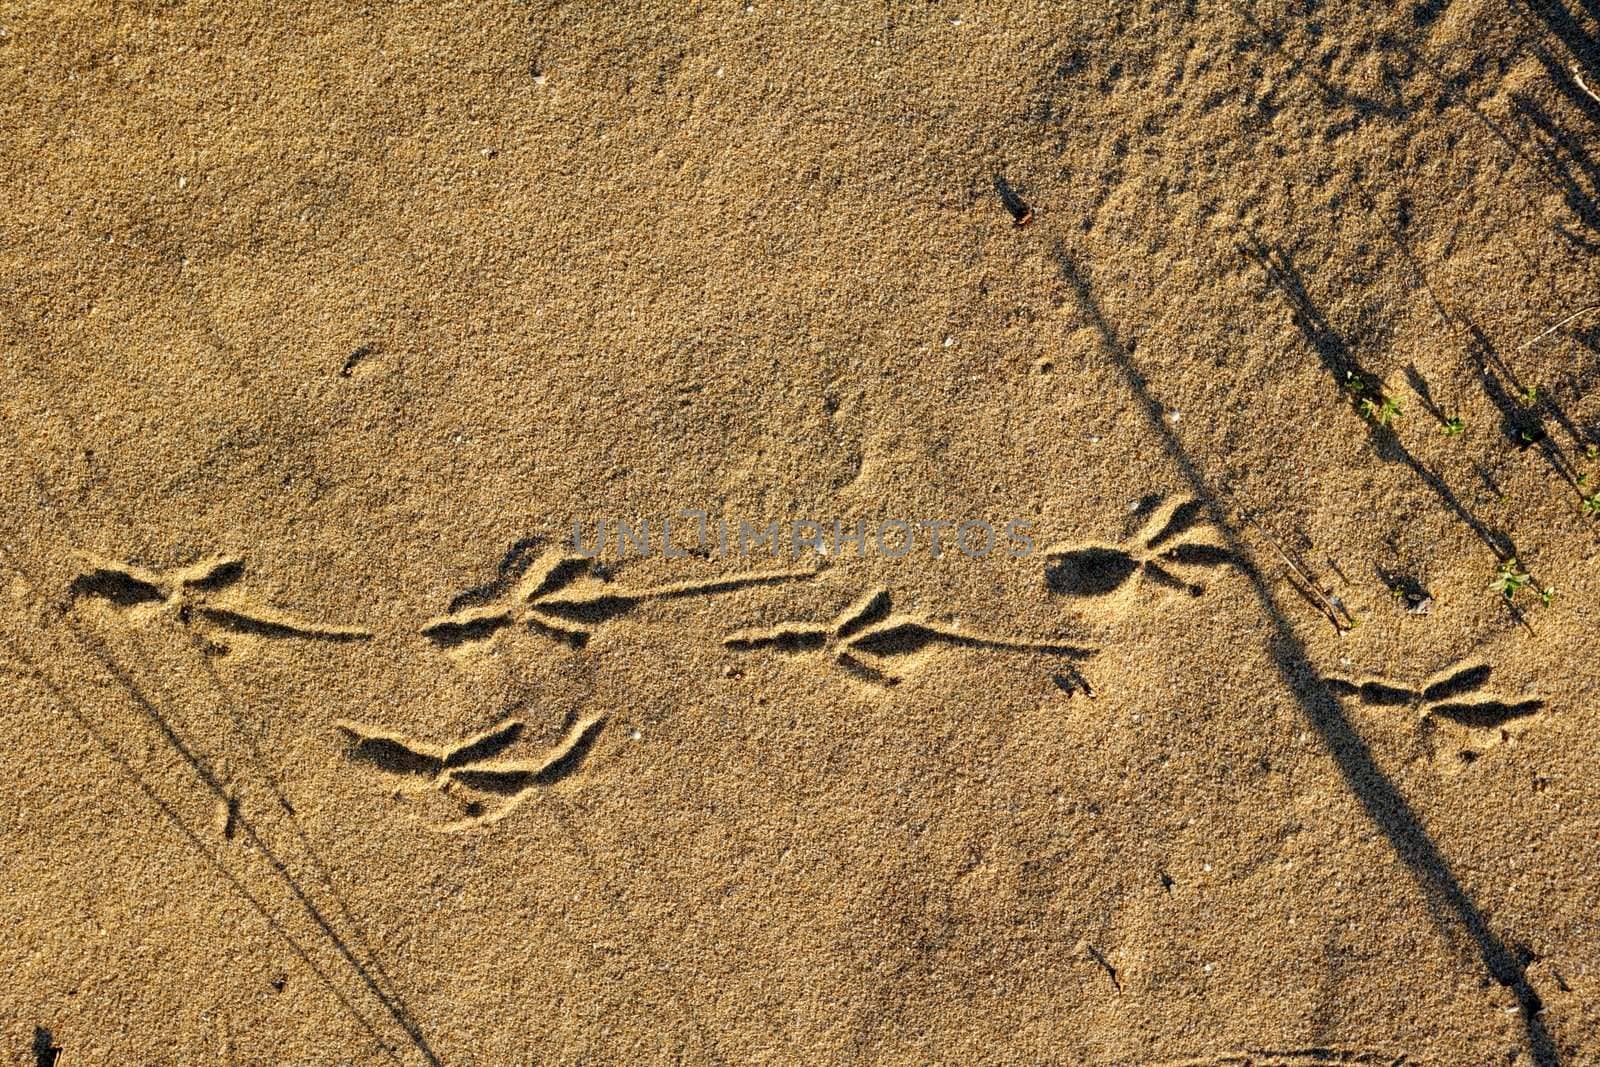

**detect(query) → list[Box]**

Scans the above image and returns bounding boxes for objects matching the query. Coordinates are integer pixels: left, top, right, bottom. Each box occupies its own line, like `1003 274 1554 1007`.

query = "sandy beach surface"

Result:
3 2 1599 1064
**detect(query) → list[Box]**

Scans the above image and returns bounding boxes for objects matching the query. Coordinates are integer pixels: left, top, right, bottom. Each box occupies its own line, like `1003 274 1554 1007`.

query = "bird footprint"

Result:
1326 662 1544 729
336 714 606 832
724 588 1096 687
421 548 814 651
69 556 371 650
1044 497 1239 601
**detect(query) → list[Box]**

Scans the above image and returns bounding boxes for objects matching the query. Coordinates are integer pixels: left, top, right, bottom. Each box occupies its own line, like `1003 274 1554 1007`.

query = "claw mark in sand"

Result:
336 714 606 831
1045 497 1239 601
421 546 815 651
724 588 1096 687
68 557 371 652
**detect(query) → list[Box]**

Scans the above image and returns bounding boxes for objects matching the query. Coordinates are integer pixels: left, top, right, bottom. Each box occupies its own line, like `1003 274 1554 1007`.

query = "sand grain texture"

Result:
2 1 1599 1064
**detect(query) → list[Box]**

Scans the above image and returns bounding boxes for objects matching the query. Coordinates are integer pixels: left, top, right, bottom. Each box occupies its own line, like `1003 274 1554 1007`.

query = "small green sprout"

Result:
1490 557 1532 601
1587 444 1599 460
1582 494 1600 518
1490 558 1556 608
1441 416 1465 436
1360 395 1402 426
1519 385 1539 406
1343 372 1367 396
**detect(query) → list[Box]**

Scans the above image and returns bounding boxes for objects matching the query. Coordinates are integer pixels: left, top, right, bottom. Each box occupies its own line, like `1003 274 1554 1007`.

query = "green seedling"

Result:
1360 395 1402 426
1490 557 1555 608
1441 416 1465 436
1582 494 1600 518
1519 385 1539 406
1343 372 1367 396
1490 558 1532 602
1587 444 1599 460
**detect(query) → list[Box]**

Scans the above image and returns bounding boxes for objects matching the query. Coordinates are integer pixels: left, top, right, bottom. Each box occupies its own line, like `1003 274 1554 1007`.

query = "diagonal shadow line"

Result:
0 358 412 1011
1053 246 1558 1066
0 544 443 1066
0 397 437 1063
1516 0 1600 78
0 626 409 1065
188 643 415 1005
1239 236 1524 565
1336 186 1596 495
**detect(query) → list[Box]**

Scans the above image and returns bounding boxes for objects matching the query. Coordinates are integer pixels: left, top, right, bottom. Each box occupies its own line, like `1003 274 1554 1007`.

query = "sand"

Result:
2 1 1598 1063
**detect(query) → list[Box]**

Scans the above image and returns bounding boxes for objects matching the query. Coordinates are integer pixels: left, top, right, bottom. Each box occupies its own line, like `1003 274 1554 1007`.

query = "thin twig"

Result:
1237 508 1353 632
1575 66 1600 106
1519 303 1600 350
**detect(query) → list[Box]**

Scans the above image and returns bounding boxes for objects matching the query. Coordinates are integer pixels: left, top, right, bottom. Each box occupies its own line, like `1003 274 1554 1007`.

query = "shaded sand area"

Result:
3 1 1599 1063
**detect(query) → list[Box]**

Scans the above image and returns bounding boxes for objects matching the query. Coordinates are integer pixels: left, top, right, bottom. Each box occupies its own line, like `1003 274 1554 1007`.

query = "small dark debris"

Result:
1086 944 1121 992
1051 669 1094 698
341 344 376 378
32 1027 61 1067
1159 870 1175 892
993 174 1033 227
271 975 287 993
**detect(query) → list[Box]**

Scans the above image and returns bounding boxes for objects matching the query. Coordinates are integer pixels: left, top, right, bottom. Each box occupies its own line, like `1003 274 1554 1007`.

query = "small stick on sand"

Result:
1520 303 1600 350
1237 508 1355 633
1574 66 1600 105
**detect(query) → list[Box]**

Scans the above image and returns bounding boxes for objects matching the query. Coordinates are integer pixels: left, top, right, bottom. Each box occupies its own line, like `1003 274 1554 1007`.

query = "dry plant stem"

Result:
1519 302 1600 350
1236 507 1352 632
1574 66 1600 105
